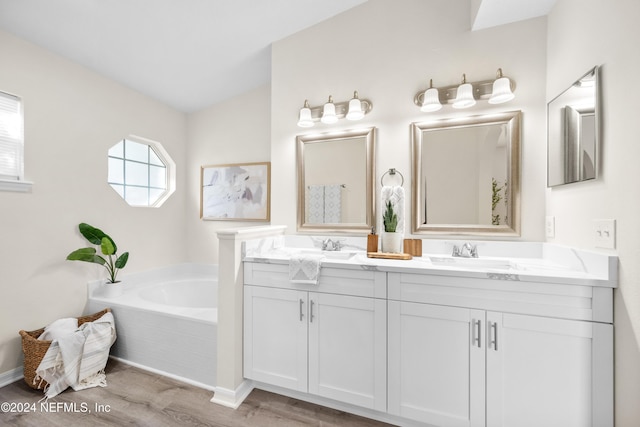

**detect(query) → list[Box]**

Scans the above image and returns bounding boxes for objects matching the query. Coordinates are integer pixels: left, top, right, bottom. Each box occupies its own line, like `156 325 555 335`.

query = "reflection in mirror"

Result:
297 127 375 234
411 111 521 235
547 66 599 187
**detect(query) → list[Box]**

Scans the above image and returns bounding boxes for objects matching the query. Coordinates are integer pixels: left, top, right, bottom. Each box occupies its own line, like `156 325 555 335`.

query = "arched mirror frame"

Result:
296 127 376 234
411 111 521 236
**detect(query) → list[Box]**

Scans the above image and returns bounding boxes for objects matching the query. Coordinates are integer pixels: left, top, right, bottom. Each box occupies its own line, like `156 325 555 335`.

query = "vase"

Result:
381 231 403 253
101 281 123 298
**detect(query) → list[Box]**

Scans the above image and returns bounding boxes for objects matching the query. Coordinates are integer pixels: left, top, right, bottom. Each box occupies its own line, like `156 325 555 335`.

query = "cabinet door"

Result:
243 286 308 392
388 301 485 427
308 292 387 411
486 312 612 427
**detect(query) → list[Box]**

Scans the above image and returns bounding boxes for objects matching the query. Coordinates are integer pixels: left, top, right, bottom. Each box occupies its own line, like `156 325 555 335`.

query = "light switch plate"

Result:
545 216 555 238
593 219 616 249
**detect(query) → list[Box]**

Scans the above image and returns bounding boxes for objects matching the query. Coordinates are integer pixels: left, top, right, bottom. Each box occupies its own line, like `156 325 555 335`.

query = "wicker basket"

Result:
18 308 111 390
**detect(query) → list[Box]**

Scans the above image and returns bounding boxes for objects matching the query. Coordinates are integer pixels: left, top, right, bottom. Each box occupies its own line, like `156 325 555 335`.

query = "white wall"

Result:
0 30 188 375
186 84 271 263
546 0 640 424
270 0 547 241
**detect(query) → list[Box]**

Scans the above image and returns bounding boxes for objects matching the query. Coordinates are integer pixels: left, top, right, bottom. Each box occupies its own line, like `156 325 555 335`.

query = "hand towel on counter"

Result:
381 185 405 233
289 253 325 285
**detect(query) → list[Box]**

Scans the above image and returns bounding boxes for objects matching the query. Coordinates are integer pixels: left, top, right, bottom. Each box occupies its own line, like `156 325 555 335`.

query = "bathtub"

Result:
86 263 217 390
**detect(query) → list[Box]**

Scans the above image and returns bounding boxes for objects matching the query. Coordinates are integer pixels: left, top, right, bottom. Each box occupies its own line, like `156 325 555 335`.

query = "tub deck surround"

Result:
86 263 218 390
241 234 617 426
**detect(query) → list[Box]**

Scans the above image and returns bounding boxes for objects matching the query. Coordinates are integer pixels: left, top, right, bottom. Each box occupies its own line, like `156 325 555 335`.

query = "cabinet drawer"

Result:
388 272 612 323
244 262 386 298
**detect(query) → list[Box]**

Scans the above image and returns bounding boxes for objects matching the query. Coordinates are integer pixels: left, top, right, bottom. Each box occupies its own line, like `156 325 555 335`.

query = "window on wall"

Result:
0 90 30 192
107 137 175 207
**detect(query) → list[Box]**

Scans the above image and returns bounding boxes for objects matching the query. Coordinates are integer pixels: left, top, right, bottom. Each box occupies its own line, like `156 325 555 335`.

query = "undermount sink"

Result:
428 256 514 270
299 249 357 260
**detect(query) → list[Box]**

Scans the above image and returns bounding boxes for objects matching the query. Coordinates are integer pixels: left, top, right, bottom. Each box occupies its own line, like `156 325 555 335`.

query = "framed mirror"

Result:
547 66 600 187
411 111 521 236
297 127 376 234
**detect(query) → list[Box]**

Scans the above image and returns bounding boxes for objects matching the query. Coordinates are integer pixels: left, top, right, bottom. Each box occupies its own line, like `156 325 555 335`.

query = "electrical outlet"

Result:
593 219 616 249
545 216 555 238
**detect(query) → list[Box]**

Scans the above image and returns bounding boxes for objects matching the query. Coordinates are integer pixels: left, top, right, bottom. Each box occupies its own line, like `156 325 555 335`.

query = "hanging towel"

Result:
306 185 324 224
289 253 325 285
381 185 405 233
323 184 342 223
35 312 116 399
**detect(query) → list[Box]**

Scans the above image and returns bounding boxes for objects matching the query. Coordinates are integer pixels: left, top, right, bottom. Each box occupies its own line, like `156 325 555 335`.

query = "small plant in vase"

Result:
66 223 129 296
382 200 402 253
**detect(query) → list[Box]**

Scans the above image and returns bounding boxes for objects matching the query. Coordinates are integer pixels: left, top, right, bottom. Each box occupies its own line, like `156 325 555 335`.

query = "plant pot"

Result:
381 231 403 253
100 281 123 298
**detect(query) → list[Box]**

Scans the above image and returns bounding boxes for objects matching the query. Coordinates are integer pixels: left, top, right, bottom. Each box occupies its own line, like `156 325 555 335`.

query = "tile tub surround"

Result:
86 263 218 390
243 238 617 288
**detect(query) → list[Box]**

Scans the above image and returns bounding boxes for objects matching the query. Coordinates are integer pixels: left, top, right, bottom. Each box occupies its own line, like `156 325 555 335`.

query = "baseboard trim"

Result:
210 380 254 409
0 367 23 388
109 356 216 391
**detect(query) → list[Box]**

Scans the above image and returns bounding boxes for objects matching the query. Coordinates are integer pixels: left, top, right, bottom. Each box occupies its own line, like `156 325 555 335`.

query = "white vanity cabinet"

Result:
243 262 387 412
388 272 614 427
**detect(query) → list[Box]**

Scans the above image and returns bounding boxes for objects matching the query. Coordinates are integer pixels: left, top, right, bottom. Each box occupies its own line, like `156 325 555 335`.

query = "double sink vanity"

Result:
241 235 616 427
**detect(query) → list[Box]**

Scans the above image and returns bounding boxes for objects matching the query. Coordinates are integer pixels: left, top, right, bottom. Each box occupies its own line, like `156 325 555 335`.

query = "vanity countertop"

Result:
242 237 617 288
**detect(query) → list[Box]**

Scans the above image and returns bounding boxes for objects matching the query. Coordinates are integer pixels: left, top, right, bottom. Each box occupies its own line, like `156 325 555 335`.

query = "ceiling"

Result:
0 0 556 113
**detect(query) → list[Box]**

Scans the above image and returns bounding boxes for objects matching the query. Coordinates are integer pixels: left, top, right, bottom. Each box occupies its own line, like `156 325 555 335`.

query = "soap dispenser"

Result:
367 227 378 253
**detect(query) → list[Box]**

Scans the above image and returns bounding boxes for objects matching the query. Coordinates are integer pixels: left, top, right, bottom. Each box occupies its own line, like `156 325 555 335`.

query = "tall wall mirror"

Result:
547 66 600 187
297 127 376 234
411 111 521 235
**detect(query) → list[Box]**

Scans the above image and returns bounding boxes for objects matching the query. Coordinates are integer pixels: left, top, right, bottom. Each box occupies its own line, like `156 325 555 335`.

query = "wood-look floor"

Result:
0 359 394 426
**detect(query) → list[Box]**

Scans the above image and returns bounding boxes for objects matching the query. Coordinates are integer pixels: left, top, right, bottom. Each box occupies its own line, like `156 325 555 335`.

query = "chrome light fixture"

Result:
453 74 476 109
346 91 365 120
420 79 442 112
296 91 373 127
413 68 516 112
489 68 515 104
297 100 314 128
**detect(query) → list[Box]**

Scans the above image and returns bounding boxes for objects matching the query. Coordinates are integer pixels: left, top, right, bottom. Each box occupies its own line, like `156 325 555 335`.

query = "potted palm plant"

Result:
381 200 402 253
66 223 129 297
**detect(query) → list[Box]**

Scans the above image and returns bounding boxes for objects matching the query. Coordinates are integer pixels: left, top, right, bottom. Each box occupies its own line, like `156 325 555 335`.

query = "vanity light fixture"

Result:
413 68 517 112
489 68 515 104
321 96 338 124
453 74 476 109
420 79 442 112
297 100 314 128
346 91 365 120
296 91 373 127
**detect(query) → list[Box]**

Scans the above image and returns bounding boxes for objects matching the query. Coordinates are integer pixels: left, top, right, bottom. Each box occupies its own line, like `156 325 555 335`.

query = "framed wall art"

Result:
200 162 270 221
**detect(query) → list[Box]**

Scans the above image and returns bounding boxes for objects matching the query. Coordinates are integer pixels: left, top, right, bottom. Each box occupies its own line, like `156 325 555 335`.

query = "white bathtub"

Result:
86 263 218 390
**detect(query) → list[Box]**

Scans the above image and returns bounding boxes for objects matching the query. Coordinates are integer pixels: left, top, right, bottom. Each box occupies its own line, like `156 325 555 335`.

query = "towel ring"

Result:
381 168 404 186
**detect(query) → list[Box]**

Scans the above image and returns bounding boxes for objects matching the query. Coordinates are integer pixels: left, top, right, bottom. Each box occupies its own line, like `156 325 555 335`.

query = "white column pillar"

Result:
210 225 286 408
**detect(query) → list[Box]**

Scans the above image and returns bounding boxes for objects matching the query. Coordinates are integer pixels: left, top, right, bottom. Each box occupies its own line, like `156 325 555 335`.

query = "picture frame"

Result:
200 162 271 221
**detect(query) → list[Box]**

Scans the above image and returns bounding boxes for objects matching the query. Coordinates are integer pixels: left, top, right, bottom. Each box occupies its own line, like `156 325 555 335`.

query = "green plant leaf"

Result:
66 248 106 265
79 223 108 245
115 252 129 269
100 236 116 255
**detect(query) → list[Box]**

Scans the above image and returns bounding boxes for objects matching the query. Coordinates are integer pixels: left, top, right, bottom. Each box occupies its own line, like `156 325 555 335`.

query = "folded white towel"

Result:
38 318 79 341
381 185 405 233
289 254 325 285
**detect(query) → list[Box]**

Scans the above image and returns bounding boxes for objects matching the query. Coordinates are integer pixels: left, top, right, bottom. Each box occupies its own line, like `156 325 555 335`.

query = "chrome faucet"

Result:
452 242 478 258
322 238 342 251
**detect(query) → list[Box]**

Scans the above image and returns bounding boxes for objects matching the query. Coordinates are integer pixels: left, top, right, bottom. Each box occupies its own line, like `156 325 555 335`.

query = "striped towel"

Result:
35 312 116 399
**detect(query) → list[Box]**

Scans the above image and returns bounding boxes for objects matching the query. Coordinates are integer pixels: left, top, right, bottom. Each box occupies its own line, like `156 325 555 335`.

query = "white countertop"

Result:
242 236 618 288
